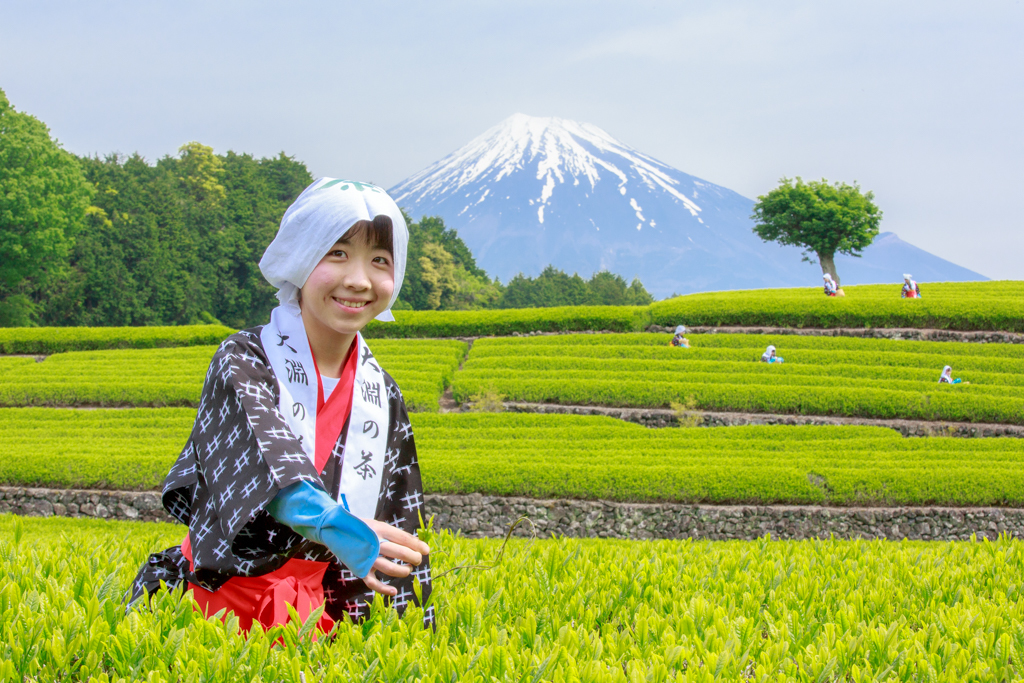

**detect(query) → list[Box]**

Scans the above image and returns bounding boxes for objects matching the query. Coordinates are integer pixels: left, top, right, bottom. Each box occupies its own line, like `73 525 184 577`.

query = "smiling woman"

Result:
128 178 433 634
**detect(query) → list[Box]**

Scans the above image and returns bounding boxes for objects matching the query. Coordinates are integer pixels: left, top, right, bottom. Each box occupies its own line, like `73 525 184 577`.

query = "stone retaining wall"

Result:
428 494 1023 542
503 402 1024 437
0 487 171 523
646 325 1024 344
3 486 1021 542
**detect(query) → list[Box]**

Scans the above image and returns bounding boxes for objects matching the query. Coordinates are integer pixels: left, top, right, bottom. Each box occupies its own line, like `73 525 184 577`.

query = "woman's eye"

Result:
373 256 391 265
331 250 347 258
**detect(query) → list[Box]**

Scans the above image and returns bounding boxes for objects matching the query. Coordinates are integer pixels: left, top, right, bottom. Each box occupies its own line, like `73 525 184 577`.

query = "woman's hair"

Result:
339 215 394 255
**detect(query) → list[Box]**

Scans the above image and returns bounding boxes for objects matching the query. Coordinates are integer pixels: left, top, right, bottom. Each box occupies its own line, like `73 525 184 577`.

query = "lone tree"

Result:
750 177 881 286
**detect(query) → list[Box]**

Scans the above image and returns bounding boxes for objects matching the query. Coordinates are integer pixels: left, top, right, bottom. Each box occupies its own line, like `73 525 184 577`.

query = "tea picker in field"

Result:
939 365 969 385
901 274 922 299
760 345 783 363
822 273 838 297
129 179 433 632
670 325 690 348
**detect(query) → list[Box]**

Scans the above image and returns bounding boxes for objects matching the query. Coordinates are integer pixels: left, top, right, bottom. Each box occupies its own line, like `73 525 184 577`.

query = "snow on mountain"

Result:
390 114 987 297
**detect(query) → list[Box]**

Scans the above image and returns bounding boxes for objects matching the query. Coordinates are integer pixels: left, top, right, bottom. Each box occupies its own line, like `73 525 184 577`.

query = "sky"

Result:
2 1 1022 279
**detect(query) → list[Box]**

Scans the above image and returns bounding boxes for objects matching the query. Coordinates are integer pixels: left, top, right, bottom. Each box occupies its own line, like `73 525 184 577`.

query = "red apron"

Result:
183 339 360 634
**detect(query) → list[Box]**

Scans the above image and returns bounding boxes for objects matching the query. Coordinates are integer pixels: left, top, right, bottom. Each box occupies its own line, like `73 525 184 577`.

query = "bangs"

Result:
339 215 394 255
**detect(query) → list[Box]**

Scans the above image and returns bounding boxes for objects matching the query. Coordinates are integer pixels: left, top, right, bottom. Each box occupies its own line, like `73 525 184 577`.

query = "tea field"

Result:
0 339 466 413
4 409 1024 506
454 333 1024 423
0 325 237 355
648 281 1024 332
2 515 1023 682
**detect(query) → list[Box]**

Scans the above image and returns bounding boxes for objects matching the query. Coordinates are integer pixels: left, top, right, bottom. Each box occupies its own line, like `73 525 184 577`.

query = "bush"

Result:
5 515 1024 681
651 281 1024 331
0 325 237 354
5 410 1024 506
363 306 652 338
454 333 1024 424
0 339 466 412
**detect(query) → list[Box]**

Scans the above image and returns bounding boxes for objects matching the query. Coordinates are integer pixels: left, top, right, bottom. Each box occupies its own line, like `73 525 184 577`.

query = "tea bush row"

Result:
0 325 238 354
2 515 1024 682
455 335 1024 423
3 282 1017 353
5 409 1024 506
649 281 1024 332
0 340 466 413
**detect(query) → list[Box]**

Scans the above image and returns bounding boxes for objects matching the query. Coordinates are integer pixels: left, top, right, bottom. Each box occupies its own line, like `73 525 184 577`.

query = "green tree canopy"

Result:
399 214 501 310
45 148 312 328
499 266 653 308
0 88 92 325
750 177 882 286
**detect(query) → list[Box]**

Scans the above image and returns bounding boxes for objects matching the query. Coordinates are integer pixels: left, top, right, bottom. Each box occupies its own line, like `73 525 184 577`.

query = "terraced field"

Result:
650 280 1024 332
0 324 237 354
0 339 466 412
3 516 1023 682
454 333 1024 423
4 409 1024 506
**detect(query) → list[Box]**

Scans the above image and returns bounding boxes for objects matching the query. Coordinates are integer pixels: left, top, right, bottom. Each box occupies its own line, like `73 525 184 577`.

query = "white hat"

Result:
260 178 409 321
674 325 686 334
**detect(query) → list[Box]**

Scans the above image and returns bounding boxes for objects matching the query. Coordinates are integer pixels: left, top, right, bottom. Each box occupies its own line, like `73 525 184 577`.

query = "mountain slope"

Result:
390 114 986 296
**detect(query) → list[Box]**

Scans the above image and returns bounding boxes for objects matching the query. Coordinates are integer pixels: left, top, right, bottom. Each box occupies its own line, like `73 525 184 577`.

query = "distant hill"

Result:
390 114 987 297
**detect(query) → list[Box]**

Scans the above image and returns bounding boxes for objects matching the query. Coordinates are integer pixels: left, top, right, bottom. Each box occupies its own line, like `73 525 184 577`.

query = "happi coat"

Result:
129 327 433 627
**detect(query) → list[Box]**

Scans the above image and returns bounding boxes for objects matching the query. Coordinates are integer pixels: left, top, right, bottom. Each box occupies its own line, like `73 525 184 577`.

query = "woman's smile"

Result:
333 297 370 310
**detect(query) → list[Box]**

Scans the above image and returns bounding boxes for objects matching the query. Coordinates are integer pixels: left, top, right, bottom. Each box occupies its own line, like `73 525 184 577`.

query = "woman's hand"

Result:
359 518 430 597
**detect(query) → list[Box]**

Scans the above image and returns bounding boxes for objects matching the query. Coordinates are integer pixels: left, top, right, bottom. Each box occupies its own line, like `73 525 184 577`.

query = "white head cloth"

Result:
823 273 833 281
903 274 912 281
259 178 409 322
674 325 686 335
942 365 952 375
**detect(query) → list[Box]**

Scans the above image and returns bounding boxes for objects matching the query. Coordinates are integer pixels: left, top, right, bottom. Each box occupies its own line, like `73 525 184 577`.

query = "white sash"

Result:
260 305 389 520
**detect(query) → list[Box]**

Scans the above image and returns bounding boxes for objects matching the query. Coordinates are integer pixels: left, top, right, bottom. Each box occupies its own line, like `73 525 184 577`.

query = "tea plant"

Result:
5 409 1024 506
0 339 466 412
2 515 1024 682
454 334 1024 424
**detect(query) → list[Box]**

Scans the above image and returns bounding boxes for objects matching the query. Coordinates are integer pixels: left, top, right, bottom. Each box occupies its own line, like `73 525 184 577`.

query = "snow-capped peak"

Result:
390 113 702 221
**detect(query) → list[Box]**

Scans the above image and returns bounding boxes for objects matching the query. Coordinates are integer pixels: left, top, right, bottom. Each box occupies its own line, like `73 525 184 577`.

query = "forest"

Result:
0 89 651 328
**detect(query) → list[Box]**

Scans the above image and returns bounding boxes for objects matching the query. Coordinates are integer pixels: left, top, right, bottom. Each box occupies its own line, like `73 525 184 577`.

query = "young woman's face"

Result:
300 234 395 336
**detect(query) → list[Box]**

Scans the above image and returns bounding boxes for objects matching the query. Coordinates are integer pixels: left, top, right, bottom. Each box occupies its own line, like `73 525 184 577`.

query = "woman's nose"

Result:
341 262 372 290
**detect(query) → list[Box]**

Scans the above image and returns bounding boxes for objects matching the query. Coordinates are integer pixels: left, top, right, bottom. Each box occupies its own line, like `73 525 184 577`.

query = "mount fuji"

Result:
389 114 986 297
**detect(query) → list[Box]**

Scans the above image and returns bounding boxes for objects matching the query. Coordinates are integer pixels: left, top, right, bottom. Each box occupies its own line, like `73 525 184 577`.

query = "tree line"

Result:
0 89 652 328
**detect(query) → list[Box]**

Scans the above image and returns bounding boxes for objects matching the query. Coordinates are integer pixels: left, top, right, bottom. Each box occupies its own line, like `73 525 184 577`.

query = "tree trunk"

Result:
818 253 839 287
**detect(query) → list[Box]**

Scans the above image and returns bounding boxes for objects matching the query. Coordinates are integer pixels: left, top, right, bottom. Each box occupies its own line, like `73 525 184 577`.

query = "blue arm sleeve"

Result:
266 481 381 579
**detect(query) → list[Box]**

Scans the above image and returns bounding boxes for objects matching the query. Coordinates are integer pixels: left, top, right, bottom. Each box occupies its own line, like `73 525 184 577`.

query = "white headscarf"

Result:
823 273 833 282
259 178 409 322
674 325 686 335
941 365 952 380
762 345 776 361
903 274 912 282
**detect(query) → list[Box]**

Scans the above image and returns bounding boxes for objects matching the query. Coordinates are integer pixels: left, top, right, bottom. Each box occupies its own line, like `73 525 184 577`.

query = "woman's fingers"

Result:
373 556 412 578
363 519 430 556
378 540 423 567
376 523 430 555
362 569 397 597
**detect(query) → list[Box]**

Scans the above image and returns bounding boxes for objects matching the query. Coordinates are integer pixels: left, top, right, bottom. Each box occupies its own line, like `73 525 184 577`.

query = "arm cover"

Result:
267 481 380 579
